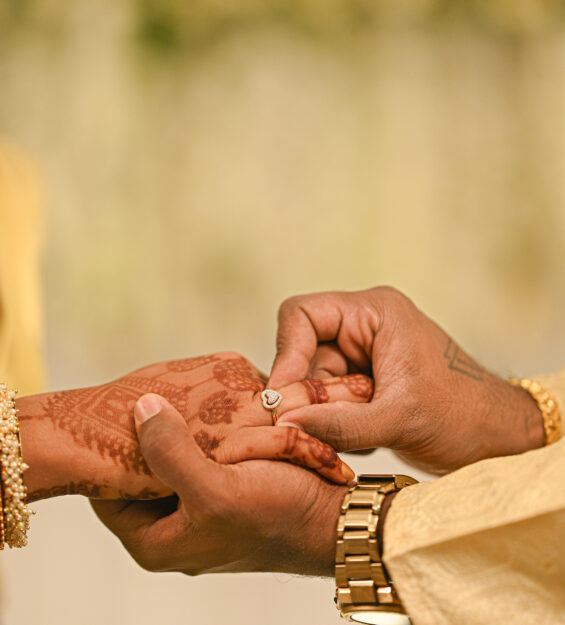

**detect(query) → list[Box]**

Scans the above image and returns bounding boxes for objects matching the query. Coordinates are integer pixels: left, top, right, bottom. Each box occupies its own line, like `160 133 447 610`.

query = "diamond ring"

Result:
261 389 283 424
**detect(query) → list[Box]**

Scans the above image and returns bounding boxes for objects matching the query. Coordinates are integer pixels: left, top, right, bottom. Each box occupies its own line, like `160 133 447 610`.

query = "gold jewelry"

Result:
335 474 418 625
0 384 32 548
261 389 283 424
508 378 562 445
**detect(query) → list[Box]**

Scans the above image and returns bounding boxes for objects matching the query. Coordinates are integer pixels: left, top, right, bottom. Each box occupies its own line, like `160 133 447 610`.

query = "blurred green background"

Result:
1 1 565 623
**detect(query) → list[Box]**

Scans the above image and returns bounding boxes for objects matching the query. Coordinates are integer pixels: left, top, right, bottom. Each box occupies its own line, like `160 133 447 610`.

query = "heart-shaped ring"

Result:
261 389 282 410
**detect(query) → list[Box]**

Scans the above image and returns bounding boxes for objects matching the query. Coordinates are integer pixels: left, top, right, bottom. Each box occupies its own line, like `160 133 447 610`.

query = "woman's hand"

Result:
18 352 372 501
269 287 544 475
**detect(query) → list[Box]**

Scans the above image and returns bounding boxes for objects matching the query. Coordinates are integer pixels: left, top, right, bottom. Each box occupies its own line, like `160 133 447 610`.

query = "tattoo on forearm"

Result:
443 339 484 381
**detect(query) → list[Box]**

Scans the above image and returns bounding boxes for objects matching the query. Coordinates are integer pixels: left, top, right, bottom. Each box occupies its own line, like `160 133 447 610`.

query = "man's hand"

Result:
92 395 345 576
269 287 545 474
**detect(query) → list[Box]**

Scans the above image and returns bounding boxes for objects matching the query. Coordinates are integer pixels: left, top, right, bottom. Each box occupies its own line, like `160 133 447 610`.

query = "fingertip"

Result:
341 461 356 482
275 420 305 432
135 394 165 426
267 360 299 389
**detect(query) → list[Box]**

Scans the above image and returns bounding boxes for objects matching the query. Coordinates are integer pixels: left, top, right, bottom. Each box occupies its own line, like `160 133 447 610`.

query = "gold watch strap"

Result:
335 474 418 620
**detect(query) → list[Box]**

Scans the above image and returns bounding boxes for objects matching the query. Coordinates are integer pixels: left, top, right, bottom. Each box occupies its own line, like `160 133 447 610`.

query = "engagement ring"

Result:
261 389 282 424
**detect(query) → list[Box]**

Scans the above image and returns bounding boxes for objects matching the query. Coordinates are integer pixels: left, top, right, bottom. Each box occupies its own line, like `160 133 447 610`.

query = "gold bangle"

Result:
0 384 32 548
508 378 562 446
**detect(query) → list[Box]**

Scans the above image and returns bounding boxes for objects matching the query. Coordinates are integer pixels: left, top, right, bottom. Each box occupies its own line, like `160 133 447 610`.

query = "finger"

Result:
224 426 355 484
268 293 345 388
308 343 349 379
275 401 400 452
276 374 374 416
134 394 234 512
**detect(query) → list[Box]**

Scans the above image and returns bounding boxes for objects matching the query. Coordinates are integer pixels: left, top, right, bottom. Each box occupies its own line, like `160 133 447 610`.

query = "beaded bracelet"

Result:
0 384 32 548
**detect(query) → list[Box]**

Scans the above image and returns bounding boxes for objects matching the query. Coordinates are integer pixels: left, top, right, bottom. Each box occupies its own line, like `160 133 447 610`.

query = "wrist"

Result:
499 379 545 453
480 376 545 460
17 393 85 501
512 385 546 450
294 482 347 577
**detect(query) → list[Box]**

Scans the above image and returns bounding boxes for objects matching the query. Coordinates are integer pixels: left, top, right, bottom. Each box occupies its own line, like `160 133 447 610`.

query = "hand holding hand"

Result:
92 395 345 576
19 352 371 500
269 287 544 474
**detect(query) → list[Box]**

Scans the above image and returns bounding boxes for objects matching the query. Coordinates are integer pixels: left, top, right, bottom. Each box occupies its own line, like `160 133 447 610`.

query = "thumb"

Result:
276 401 400 452
134 394 231 506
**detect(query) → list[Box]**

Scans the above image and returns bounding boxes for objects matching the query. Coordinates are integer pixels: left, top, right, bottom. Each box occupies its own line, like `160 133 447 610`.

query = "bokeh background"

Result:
2 1 565 623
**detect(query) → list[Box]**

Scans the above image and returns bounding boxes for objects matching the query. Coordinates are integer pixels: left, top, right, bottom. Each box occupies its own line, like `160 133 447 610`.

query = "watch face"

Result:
348 611 411 625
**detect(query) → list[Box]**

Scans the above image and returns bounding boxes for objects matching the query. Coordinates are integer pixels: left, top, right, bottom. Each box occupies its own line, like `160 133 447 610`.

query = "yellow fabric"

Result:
384 372 565 625
0 141 44 395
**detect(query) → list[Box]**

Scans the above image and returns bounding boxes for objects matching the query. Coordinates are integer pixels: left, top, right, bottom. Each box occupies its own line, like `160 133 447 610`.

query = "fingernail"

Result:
135 394 163 424
275 421 305 432
341 461 356 482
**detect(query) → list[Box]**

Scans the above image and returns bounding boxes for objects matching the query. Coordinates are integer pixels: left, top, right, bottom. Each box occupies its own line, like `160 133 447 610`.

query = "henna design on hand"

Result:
341 374 374 399
28 482 162 502
28 481 102 502
282 425 300 456
198 391 241 425
444 338 484 381
213 358 265 392
194 430 223 460
119 376 190 412
39 385 151 475
279 427 339 470
22 353 366 499
301 379 330 404
306 435 339 469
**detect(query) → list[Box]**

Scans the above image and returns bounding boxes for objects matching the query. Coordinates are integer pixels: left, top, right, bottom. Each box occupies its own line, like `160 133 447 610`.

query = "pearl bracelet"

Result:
0 384 32 548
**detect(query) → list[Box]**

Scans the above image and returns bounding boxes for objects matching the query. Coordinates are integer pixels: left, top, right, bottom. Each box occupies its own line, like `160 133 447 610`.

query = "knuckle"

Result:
373 286 415 311
322 412 346 449
277 295 302 320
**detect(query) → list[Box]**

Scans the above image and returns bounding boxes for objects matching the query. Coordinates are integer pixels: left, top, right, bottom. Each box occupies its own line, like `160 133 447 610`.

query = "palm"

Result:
93 456 342 575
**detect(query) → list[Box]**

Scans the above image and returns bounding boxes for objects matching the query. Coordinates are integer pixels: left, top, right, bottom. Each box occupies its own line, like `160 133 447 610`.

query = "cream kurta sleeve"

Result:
384 370 565 625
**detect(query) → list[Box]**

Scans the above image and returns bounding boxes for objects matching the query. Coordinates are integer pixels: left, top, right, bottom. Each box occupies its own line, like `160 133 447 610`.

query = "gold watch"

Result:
335 474 418 625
